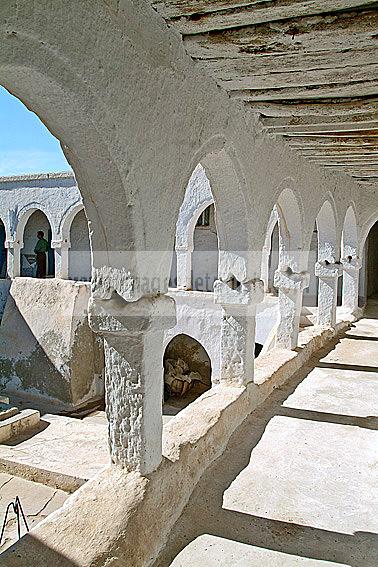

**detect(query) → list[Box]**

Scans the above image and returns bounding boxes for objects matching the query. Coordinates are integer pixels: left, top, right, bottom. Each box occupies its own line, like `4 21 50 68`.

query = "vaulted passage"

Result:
0 1 376 564
157 303 378 567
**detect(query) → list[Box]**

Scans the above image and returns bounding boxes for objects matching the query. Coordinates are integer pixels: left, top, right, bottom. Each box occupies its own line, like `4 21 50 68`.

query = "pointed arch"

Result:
316 200 338 262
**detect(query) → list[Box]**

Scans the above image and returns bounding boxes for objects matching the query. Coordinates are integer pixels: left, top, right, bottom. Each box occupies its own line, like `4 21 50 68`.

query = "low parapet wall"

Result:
0 278 104 410
2 318 351 566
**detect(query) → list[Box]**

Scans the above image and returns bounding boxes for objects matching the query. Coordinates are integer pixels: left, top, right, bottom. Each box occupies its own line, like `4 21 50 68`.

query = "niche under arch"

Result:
163 334 211 406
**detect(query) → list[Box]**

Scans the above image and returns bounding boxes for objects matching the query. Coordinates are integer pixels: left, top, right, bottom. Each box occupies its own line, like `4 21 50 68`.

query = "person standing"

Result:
34 231 49 278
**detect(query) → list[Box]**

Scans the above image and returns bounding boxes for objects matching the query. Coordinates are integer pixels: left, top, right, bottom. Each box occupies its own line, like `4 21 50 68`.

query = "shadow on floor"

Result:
155 326 378 567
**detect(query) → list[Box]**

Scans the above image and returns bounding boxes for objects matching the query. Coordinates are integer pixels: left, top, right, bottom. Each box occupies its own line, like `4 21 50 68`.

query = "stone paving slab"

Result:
0 474 69 554
0 414 109 491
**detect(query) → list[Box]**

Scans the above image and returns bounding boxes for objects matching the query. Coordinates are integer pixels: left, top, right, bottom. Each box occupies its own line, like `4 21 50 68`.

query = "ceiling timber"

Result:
150 0 378 185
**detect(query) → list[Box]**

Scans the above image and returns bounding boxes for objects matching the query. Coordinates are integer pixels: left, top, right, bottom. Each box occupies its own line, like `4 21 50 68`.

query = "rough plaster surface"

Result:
0 278 104 409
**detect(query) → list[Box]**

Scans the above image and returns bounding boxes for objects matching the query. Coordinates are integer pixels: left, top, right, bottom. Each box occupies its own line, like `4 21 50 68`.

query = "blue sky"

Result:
0 86 71 176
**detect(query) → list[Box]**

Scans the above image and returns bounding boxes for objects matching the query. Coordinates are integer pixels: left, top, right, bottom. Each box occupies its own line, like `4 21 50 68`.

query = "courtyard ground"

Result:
156 302 378 566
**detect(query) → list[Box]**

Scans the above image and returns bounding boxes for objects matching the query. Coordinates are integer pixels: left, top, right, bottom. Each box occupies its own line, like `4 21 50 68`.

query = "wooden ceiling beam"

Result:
157 0 378 34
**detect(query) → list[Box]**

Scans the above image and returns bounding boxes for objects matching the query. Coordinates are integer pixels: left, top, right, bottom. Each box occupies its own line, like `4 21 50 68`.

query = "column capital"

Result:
315 261 342 279
88 292 176 337
341 256 361 271
51 238 71 250
175 244 194 254
4 239 20 250
274 268 310 292
214 278 264 307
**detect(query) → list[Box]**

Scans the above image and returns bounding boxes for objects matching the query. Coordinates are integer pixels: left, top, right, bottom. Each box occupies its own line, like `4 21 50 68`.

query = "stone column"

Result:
315 261 342 328
341 256 361 315
51 239 70 279
214 278 264 386
5 239 21 278
176 246 192 290
274 268 310 350
89 292 176 475
261 244 270 293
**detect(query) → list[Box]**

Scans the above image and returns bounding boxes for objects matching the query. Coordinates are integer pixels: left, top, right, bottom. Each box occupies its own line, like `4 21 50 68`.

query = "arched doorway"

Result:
21 210 54 277
163 334 211 414
69 208 91 281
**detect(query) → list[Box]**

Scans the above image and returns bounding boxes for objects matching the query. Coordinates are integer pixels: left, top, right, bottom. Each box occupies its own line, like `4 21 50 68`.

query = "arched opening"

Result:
0 218 6 278
313 200 340 327
270 188 306 349
170 164 218 291
21 209 54 277
163 334 211 414
365 220 378 302
192 203 218 291
69 208 91 281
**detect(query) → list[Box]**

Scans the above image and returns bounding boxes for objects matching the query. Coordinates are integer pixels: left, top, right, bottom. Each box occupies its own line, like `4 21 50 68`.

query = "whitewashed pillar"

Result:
261 244 270 293
274 268 310 349
341 256 361 315
5 239 21 278
51 239 70 279
176 245 193 290
89 292 176 474
214 278 264 386
315 261 342 328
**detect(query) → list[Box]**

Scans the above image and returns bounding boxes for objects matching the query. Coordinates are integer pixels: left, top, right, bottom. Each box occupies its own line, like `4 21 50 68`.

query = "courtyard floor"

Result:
156 302 378 566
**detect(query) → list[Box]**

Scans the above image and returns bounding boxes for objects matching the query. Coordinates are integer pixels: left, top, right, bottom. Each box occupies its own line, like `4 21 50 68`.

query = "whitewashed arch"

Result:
276 187 305 272
342 204 358 259
274 187 308 349
59 202 86 243
175 164 214 252
316 200 338 262
15 204 55 247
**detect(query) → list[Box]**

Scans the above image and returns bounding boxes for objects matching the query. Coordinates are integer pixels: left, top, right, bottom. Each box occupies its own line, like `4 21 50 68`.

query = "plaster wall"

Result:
0 173 80 241
165 291 222 383
69 209 91 281
0 278 104 409
192 205 218 291
165 290 279 385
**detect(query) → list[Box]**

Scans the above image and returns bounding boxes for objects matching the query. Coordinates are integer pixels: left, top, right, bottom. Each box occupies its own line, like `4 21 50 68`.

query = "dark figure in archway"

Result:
34 231 48 278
